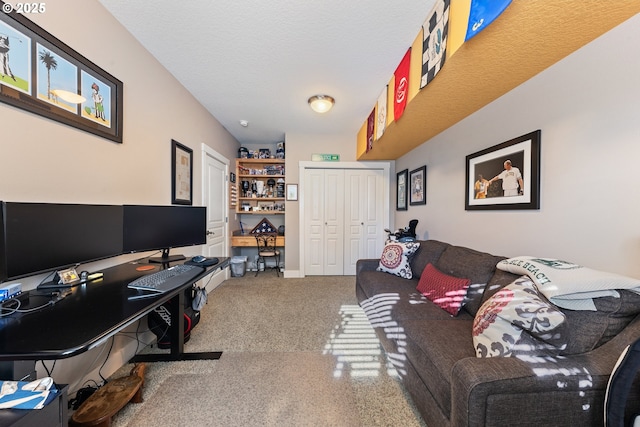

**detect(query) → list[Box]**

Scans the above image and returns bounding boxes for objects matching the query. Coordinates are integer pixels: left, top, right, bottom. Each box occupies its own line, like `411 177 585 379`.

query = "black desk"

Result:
0 257 229 368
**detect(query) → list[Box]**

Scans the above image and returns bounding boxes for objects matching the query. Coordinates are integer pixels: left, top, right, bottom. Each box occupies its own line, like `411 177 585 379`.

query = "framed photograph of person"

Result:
396 169 408 211
465 130 541 211
409 165 427 206
0 2 123 143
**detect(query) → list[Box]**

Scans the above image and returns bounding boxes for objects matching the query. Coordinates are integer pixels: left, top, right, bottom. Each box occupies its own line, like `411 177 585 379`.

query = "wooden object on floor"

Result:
70 363 146 427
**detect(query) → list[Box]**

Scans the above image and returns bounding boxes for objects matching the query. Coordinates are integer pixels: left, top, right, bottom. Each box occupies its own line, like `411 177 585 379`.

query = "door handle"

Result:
206 230 215 236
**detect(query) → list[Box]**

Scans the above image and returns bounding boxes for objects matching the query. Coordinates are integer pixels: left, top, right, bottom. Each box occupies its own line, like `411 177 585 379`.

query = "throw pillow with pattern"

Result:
377 240 420 279
473 276 567 358
416 263 471 316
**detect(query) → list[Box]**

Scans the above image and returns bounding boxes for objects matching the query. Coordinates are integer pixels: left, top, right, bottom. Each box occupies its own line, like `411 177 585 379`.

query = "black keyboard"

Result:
127 264 204 294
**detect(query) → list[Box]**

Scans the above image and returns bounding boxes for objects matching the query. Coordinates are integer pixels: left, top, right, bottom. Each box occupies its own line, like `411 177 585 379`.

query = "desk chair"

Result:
255 233 280 276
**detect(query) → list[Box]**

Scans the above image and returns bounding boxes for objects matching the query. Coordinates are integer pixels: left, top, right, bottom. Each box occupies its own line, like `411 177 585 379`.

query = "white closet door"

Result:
344 169 385 275
304 169 325 275
303 166 386 276
323 169 344 275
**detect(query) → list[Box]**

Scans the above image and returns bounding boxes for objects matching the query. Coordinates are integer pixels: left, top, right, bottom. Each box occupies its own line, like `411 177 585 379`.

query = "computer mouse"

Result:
191 255 207 263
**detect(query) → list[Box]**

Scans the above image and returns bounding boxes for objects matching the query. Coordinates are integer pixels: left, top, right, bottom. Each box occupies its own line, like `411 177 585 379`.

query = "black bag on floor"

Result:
148 289 201 349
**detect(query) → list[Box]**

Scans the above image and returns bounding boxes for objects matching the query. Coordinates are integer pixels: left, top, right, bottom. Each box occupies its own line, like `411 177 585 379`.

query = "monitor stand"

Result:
148 248 186 264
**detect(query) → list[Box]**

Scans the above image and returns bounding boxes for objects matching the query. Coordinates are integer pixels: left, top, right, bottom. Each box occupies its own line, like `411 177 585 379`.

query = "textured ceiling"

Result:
98 0 436 146
97 1 639 158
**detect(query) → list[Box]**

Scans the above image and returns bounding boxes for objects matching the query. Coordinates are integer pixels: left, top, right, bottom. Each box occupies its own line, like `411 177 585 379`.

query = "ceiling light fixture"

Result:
308 95 335 114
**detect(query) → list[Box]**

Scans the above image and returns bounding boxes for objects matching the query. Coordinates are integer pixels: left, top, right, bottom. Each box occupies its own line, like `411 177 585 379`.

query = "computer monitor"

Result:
122 205 207 263
0 202 124 283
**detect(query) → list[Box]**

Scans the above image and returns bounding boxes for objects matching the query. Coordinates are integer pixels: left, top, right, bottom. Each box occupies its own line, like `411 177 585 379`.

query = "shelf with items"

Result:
236 159 286 214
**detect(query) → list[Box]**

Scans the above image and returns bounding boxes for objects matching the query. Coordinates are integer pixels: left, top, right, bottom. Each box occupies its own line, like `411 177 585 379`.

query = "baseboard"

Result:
283 270 302 278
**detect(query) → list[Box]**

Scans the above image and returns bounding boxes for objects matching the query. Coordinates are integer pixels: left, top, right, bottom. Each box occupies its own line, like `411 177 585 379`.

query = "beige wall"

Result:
1 0 239 206
0 0 239 392
395 14 640 278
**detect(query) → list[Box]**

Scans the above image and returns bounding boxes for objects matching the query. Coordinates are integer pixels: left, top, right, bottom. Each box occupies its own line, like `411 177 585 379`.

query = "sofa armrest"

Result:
451 316 640 426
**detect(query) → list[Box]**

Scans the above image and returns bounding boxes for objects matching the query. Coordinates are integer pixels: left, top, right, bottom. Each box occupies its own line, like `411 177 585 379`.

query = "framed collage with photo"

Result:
0 2 123 143
465 130 541 210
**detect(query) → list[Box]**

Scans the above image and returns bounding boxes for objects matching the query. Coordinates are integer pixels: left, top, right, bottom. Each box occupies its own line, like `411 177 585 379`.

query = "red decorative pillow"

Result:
417 263 471 316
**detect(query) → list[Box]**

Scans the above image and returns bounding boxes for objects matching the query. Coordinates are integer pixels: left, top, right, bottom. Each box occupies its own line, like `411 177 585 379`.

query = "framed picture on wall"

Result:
0 2 123 143
396 169 408 210
171 139 193 205
465 130 541 210
409 166 427 206
286 184 298 201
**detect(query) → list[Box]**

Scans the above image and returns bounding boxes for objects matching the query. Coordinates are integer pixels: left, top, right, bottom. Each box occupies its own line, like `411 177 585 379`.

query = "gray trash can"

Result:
230 256 248 277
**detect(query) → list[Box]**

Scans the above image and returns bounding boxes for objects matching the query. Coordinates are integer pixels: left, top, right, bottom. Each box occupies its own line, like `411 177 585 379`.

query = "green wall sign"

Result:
311 154 340 162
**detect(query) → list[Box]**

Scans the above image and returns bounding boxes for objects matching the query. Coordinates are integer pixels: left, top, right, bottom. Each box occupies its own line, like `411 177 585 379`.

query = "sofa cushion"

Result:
377 240 420 279
357 270 473 322
402 318 476 418
417 263 470 316
480 269 522 306
559 289 640 355
435 245 505 316
410 239 450 280
473 276 567 358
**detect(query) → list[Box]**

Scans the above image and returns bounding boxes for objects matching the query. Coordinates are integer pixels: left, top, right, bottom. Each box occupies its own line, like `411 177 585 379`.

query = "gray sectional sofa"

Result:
356 239 640 426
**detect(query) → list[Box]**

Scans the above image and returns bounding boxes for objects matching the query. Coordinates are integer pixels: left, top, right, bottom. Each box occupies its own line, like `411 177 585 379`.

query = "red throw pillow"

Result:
417 263 471 316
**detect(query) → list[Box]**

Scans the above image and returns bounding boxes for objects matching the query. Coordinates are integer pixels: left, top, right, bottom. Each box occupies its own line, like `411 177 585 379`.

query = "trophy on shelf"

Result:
267 178 276 197
256 181 264 197
276 178 285 198
242 180 250 197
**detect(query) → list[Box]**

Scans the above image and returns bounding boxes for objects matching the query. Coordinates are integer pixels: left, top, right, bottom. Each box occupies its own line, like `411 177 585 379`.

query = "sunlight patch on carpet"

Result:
323 304 398 379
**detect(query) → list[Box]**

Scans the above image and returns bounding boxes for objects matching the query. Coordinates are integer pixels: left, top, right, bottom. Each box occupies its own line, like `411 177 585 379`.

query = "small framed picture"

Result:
409 165 427 206
171 139 193 205
230 172 236 183
286 184 298 201
396 169 408 211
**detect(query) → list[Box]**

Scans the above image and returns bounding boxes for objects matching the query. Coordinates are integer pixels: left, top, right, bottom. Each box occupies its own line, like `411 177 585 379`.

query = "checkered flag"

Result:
421 0 450 89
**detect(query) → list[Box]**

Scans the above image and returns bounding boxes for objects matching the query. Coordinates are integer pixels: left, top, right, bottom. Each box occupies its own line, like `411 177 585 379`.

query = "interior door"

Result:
323 169 344 275
344 169 384 275
304 168 325 275
202 145 229 291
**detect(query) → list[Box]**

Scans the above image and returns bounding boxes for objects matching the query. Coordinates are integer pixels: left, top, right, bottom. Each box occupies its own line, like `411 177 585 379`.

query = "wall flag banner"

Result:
393 48 411 121
366 108 375 152
421 0 450 89
376 87 387 140
464 0 512 41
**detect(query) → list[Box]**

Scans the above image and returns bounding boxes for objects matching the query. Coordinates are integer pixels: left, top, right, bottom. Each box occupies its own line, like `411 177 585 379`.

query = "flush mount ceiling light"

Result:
308 95 335 113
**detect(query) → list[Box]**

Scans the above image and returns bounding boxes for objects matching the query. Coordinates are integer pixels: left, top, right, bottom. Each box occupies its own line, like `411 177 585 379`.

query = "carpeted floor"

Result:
110 274 426 426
